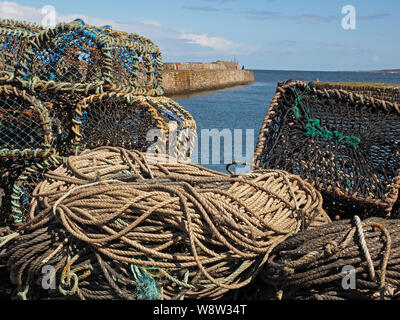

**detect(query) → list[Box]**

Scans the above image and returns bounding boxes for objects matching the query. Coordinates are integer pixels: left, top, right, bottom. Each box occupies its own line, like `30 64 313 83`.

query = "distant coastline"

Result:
376 69 400 73
345 69 400 74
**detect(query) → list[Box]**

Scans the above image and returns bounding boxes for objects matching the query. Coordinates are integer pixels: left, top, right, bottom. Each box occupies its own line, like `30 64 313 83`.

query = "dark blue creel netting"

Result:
0 33 23 72
116 46 137 73
24 30 103 83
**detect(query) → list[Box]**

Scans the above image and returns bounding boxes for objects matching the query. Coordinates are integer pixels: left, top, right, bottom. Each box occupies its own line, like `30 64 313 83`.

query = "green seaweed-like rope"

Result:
131 264 162 300
290 85 360 149
291 85 309 120
304 119 361 149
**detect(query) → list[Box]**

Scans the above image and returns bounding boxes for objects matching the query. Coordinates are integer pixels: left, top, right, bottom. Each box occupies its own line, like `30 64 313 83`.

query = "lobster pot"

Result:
0 85 56 158
17 21 164 96
0 19 42 83
0 88 58 227
70 19 164 95
253 80 400 219
315 81 400 215
0 156 58 232
72 94 197 161
0 155 62 230
0 19 43 81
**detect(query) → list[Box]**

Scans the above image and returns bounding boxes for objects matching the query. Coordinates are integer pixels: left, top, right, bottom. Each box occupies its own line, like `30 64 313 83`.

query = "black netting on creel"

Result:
72 95 197 160
314 82 400 104
75 95 161 152
254 81 400 218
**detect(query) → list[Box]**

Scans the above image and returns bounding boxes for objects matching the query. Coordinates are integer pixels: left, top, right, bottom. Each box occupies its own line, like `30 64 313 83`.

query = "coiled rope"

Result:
0 146 330 300
261 216 399 300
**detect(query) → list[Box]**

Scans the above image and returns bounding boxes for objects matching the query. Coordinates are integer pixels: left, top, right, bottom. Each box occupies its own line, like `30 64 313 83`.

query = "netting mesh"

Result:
112 46 139 87
0 85 53 155
253 80 400 219
0 19 42 82
72 94 196 161
18 21 164 96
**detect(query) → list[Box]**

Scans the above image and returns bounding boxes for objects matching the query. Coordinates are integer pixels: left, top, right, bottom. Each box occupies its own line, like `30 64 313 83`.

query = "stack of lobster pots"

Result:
0 18 196 232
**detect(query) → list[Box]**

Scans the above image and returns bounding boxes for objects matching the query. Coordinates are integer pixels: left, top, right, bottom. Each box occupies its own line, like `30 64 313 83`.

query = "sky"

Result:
0 0 399 71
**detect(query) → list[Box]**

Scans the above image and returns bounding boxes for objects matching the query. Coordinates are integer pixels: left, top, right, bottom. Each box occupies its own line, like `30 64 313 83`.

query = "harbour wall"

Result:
161 61 255 96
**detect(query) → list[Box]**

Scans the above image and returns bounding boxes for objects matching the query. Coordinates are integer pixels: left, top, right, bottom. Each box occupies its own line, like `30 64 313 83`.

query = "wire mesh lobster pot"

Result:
71 93 197 161
0 19 43 84
253 80 400 219
313 81 400 216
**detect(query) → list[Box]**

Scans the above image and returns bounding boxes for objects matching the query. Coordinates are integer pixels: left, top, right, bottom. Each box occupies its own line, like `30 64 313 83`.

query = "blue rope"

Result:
162 110 183 130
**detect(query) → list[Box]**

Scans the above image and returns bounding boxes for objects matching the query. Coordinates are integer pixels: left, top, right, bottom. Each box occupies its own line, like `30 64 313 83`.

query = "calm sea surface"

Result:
175 70 400 173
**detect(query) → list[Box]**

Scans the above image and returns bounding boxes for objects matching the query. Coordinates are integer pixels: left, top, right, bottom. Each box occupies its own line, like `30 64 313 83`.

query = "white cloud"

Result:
0 1 257 59
0 1 42 21
180 33 240 51
372 55 380 62
0 1 116 27
143 20 162 27
180 32 259 54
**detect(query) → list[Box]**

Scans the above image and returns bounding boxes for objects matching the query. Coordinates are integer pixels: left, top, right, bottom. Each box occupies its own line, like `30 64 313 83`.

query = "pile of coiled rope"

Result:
260 216 400 300
0 146 330 300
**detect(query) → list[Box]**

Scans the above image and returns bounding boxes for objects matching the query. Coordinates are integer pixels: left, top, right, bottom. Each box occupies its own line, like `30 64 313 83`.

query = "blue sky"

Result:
1 0 399 71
